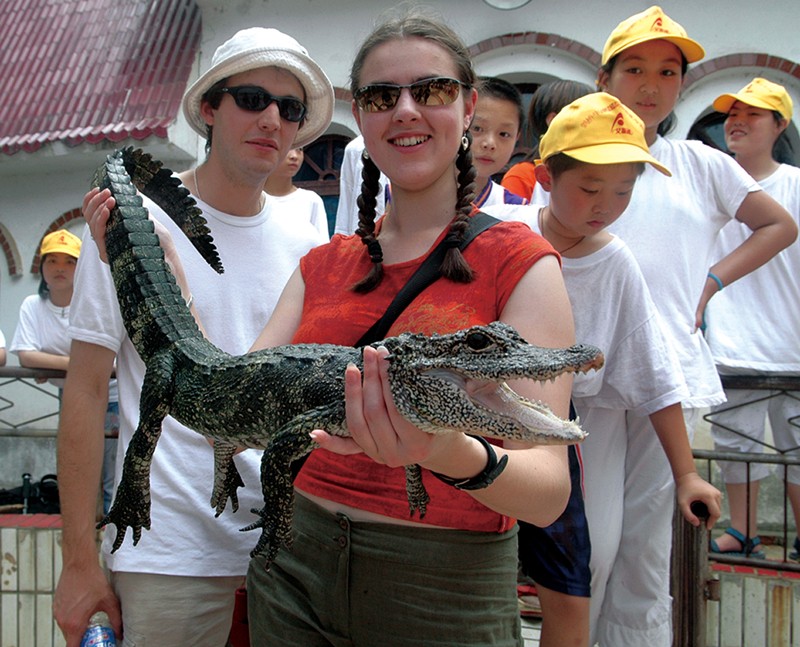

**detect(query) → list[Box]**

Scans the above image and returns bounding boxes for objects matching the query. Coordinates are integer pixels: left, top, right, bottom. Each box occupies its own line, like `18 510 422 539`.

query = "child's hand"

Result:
675 472 722 530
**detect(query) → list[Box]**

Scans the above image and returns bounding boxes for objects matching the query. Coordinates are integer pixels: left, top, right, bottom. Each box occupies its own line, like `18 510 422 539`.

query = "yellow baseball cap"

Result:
40 229 81 259
539 92 671 176
602 5 705 66
713 78 793 121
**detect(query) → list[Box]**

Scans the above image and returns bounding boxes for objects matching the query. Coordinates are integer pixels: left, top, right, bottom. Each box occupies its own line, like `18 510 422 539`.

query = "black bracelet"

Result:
430 434 508 491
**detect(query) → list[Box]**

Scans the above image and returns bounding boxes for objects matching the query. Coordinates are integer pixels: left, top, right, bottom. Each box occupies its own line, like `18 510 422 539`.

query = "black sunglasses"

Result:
218 86 307 122
353 77 468 113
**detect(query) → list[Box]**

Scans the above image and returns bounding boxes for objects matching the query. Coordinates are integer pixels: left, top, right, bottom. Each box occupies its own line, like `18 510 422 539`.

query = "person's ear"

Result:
200 100 215 128
463 87 478 132
534 163 553 192
596 70 609 92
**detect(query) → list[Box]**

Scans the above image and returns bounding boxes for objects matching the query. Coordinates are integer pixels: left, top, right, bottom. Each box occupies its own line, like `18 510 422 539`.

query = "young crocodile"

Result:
92 147 604 568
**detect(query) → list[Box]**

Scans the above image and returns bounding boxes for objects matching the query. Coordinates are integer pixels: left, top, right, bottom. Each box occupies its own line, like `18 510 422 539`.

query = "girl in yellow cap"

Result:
9 229 120 514
10 229 82 377
703 79 800 561
592 7 797 646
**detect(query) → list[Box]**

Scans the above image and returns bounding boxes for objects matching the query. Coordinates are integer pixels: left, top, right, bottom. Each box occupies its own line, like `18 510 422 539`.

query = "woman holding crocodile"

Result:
84 10 577 646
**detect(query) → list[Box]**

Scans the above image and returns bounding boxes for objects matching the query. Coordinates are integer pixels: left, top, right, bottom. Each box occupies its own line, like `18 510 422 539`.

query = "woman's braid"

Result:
440 133 477 283
352 151 385 292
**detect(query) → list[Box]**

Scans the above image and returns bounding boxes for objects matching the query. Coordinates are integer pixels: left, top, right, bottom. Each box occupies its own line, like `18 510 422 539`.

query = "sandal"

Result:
789 537 800 561
710 527 765 559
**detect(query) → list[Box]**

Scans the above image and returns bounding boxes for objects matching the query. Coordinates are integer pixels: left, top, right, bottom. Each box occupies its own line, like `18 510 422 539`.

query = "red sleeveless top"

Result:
293 218 556 532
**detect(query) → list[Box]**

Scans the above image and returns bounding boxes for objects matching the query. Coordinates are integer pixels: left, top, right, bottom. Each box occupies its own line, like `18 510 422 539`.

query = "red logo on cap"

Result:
611 112 632 136
651 17 669 35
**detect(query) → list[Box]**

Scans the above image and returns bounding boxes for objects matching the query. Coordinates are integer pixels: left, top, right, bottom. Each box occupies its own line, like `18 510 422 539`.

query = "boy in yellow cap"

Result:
488 92 721 647
704 78 800 562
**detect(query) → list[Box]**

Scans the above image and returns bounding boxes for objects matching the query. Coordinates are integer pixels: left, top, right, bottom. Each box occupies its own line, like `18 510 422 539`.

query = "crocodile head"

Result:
381 321 604 444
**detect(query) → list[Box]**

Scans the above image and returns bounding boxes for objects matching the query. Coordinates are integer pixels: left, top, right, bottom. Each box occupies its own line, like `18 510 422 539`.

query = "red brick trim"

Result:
334 87 352 102
0 222 22 278
30 208 83 274
468 31 602 68
685 53 800 89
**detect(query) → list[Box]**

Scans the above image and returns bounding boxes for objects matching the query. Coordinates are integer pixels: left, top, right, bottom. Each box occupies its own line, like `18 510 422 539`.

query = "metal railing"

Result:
671 374 800 646
0 367 65 435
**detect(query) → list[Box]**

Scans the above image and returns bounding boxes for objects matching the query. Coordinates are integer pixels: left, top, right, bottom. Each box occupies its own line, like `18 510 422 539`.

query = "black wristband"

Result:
430 434 508 491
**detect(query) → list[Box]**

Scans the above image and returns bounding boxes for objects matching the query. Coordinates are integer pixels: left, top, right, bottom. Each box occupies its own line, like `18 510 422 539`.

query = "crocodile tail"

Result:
119 147 224 274
92 148 207 359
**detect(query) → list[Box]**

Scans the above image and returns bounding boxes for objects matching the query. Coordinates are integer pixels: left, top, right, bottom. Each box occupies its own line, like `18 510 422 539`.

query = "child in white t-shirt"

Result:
265 147 331 240
10 230 119 513
488 92 721 647
704 78 800 559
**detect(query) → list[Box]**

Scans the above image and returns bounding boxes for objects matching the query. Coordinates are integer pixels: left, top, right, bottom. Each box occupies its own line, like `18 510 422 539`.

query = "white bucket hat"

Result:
182 27 334 149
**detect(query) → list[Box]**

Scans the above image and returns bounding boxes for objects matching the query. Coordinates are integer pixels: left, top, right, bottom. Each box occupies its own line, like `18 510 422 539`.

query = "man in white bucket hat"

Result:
55 27 333 647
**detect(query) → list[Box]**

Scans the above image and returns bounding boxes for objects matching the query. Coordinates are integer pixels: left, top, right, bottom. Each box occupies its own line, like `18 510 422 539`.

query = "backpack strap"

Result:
355 211 499 347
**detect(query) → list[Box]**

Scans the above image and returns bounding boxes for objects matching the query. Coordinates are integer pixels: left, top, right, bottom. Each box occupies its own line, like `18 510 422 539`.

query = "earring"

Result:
361 148 370 161
461 134 470 151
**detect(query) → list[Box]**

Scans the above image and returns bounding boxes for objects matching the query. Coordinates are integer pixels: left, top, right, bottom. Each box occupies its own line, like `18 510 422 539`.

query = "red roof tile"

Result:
0 0 201 155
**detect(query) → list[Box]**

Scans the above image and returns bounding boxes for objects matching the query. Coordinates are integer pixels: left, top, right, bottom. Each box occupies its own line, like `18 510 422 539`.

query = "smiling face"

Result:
201 66 305 185
598 39 684 143
724 100 786 159
352 36 476 194
470 94 521 185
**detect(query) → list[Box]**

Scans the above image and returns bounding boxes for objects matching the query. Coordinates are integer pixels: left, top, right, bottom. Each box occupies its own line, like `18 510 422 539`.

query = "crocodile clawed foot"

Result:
210 468 244 517
98 485 151 552
408 491 430 518
241 507 293 570
405 464 430 518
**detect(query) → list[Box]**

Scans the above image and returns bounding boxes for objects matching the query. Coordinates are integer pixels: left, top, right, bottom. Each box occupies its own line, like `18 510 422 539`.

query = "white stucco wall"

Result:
1 0 798 362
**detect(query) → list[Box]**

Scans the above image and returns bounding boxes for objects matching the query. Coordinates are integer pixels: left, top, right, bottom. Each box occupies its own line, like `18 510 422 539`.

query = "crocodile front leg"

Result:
210 440 245 516
99 355 175 551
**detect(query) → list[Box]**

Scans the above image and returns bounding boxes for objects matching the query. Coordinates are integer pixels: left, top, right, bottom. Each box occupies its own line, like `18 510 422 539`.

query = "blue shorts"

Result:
517 443 591 597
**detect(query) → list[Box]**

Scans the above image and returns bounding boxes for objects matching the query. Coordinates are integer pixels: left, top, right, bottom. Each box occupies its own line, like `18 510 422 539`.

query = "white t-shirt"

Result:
607 137 760 408
69 192 323 577
11 295 72 357
474 179 528 209
705 163 800 374
485 204 687 415
11 294 71 388
269 187 330 240
333 135 388 236
10 294 119 397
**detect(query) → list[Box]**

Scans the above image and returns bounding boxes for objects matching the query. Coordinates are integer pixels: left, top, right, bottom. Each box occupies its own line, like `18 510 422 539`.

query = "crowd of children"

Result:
1 4 794 647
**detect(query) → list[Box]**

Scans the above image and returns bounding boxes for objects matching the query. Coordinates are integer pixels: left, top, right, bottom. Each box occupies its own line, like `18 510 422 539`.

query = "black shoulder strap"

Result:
355 211 499 347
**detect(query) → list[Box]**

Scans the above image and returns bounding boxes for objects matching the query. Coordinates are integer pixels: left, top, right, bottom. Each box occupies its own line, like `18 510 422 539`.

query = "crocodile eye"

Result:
465 331 492 351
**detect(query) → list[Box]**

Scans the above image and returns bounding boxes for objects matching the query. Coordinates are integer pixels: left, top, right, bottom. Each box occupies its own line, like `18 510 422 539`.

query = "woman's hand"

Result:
311 346 456 466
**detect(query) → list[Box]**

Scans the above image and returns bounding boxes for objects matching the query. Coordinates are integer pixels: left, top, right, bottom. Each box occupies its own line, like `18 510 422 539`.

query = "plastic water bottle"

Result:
80 611 116 647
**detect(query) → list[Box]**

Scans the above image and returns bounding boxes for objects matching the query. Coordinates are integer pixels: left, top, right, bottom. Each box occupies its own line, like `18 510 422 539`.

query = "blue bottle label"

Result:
80 624 116 647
